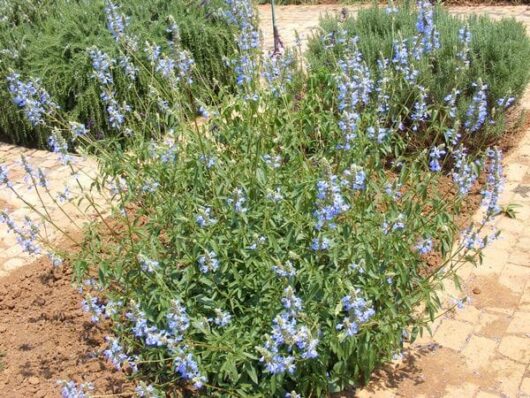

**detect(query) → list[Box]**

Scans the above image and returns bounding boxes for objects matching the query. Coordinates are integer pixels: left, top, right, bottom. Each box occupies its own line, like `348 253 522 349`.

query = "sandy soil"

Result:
0 255 132 398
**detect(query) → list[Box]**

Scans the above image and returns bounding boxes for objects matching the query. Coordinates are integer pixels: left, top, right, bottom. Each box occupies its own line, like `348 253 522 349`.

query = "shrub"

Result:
0 0 239 148
0 1 508 397
306 2 530 153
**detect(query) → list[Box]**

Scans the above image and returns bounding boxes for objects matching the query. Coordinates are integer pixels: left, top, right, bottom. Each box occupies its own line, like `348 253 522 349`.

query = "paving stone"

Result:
453 304 481 324
495 217 526 235
475 311 512 339
475 391 502 398
433 319 474 351
460 335 498 371
443 382 479 397
520 282 530 311
498 335 530 363
520 377 530 397
498 263 529 294
506 311 530 335
508 247 530 267
490 358 526 397
474 248 507 276
2 257 27 272
482 306 515 316
504 163 529 183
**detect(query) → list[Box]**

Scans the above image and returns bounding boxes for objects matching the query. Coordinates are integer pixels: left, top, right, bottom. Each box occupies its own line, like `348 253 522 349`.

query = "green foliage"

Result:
71 75 473 396
0 0 238 148
498 203 520 218
306 4 530 152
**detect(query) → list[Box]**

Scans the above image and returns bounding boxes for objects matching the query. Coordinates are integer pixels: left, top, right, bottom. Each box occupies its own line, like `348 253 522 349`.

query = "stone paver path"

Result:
258 4 530 51
0 146 99 278
0 3 529 397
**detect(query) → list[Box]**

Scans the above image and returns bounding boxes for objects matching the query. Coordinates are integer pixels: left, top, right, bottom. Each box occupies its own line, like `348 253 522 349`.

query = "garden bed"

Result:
0 253 131 397
0 109 527 397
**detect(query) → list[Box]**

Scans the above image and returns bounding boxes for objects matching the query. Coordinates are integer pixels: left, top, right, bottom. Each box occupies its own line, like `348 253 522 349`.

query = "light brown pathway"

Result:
0 146 99 278
258 4 530 51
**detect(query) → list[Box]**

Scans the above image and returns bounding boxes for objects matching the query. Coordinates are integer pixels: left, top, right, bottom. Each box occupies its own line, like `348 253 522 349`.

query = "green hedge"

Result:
0 0 238 148
306 4 530 152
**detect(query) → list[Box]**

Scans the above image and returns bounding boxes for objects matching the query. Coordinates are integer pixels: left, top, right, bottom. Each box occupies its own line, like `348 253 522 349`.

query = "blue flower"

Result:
48 132 72 165
0 165 11 188
104 0 129 42
314 174 349 230
198 250 219 273
47 251 63 267
281 286 303 313
172 346 207 388
166 299 190 339
457 25 472 68
452 147 479 196
481 148 504 219
411 85 430 130
118 56 138 80
103 336 130 370
137 254 160 273
429 146 446 172
311 237 331 251
212 308 232 327
464 83 488 133
342 164 366 191
195 207 217 228
141 179 160 194
416 238 433 254
69 122 89 138
7 73 57 126
227 188 248 214
461 227 485 250
262 154 282 168
1 210 42 255
337 290 375 338
286 392 301 398
58 380 94 398
497 96 515 109
392 39 419 83
81 296 105 323
272 260 297 278
135 383 162 398
262 52 295 96
89 48 114 85
416 1 440 56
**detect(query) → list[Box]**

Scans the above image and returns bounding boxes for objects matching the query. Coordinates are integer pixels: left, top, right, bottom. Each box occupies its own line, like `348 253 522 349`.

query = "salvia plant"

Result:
0 1 514 397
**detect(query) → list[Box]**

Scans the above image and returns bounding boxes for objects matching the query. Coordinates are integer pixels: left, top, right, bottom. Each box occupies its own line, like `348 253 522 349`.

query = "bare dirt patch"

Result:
465 275 521 310
0 255 132 398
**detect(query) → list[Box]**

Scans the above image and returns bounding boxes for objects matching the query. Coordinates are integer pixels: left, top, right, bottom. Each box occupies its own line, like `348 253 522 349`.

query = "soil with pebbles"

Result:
0 255 132 398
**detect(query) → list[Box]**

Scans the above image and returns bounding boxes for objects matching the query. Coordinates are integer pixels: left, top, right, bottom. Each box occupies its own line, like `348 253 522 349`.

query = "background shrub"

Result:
306 3 530 153
0 0 238 148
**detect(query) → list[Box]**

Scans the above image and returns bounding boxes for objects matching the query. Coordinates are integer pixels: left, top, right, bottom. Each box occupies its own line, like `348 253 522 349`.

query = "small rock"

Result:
33 297 46 306
28 376 40 385
34 390 47 398
472 287 481 295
